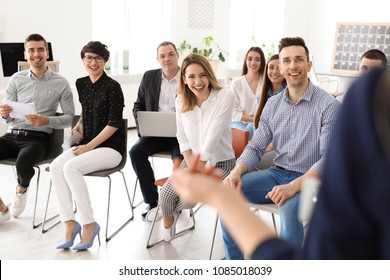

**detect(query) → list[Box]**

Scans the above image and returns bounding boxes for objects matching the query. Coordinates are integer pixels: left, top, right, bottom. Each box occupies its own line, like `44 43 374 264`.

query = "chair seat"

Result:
87 166 124 177
155 177 169 186
249 203 279 214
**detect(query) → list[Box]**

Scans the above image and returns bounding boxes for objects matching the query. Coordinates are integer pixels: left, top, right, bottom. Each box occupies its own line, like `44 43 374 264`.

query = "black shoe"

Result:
141 201 158 218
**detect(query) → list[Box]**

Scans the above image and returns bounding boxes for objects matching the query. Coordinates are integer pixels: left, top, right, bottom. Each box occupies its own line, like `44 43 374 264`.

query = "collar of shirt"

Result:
282 80 314 105
161 68 180 82
267 85 286 98
28 66 52 81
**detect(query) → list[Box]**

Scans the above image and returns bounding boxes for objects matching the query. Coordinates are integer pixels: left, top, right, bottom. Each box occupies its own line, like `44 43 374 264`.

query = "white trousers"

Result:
50 147 121 225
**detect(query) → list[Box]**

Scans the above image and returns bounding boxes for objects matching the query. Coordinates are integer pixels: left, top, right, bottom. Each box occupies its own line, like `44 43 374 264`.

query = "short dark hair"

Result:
361 49 387 67
80 41 110 62
278 37 309 61
157 41 178 55
24 33 48 50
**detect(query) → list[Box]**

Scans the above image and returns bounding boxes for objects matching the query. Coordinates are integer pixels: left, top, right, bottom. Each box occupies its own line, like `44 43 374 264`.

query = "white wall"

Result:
0 0 92 88
171 0 231 78
1 0 390 97
302 0 390 73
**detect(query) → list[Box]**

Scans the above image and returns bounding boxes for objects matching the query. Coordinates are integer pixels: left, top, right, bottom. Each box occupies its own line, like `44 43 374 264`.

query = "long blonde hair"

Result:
178 53 222 112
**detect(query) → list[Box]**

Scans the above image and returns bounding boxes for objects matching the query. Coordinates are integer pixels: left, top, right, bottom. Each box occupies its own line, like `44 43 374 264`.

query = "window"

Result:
92 0 283 75
92 0 172 74
228 0 284 69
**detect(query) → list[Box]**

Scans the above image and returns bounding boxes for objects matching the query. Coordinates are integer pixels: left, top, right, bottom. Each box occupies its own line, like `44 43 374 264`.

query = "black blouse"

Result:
76 72 125 155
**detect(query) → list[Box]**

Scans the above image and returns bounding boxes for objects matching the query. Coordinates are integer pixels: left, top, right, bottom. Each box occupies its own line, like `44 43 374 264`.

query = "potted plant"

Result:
178 36 228 72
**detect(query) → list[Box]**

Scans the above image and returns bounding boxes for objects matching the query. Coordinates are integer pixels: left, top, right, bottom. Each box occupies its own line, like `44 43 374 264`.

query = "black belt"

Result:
9 129 48 138
274 165 288 171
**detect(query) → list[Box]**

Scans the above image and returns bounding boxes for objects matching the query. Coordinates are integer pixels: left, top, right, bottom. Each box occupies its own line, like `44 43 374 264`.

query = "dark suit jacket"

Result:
133 69 162 136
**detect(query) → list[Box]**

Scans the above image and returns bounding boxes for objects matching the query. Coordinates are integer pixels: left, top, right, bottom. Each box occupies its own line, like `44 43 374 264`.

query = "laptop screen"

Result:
0 42 54 77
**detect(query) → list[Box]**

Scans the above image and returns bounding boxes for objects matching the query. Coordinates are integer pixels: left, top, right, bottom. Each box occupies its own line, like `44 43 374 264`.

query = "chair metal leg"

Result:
146 204 164 248
41 180 61 233
271 213 278 234
32 166 42 229
209 213 219 260
131 178 143 209
193 203 203 215
105 171 134 241
146 204 196 249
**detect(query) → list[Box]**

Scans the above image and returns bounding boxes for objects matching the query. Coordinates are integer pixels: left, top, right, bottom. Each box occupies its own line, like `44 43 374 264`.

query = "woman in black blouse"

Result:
50 41 125 251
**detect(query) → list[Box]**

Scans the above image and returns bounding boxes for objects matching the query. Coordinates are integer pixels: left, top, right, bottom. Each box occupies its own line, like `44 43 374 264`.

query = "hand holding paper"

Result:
2 100 37 119
62 131 82 150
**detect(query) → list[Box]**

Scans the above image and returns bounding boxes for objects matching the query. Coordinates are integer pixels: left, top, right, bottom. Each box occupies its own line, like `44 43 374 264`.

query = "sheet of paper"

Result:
3 99 37 119
62 130 82 150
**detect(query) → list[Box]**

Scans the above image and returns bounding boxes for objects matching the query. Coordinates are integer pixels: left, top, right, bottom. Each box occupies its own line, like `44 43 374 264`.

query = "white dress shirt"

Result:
230 75 262 122
175 88 235 164
158 71 179 112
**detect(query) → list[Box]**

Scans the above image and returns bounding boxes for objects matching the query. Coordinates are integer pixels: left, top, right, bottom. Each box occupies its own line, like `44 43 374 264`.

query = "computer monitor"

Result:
0 42 54 77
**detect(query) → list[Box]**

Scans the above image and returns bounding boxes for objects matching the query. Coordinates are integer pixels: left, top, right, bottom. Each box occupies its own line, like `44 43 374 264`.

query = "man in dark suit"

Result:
130 41 183 217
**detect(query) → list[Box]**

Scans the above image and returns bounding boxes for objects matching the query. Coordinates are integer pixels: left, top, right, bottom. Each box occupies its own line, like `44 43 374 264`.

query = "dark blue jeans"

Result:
221 167 304 259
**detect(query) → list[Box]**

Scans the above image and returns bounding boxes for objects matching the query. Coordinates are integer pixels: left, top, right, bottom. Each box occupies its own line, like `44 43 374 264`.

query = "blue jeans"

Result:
221 167 304 260
231 121 254 140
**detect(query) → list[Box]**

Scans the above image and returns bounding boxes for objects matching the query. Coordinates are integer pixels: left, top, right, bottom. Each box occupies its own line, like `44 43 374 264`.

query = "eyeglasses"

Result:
83 55 104 63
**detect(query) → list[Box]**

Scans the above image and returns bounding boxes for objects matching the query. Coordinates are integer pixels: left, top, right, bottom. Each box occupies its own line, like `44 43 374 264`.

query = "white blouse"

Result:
175 88 235 164
230 75 262 122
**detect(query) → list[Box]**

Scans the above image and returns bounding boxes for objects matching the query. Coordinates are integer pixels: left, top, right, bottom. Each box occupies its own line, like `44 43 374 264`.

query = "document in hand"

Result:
62 131 82 150
2 99 37 119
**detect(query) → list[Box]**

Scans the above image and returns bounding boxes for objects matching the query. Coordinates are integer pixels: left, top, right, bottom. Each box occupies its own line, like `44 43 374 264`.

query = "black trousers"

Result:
129 136 182 204
0 133 48 188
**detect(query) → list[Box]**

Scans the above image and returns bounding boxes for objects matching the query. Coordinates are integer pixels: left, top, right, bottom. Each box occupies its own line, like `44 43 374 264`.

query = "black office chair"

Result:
0 123 64 229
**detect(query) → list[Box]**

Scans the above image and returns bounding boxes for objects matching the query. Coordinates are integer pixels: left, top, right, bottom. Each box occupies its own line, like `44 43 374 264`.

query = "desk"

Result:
317 71 358 78
317 71 358 95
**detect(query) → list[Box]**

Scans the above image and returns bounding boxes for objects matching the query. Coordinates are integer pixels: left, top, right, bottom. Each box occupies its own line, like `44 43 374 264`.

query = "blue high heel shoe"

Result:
56 221 82 249
72 222 101 251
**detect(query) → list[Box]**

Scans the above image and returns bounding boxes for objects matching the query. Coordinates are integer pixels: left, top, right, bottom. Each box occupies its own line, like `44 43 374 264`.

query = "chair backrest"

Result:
43 128 64 162
299 176 320 223
72 115 81 127
231 128 249 159
256 150 276 170
137 111 177 137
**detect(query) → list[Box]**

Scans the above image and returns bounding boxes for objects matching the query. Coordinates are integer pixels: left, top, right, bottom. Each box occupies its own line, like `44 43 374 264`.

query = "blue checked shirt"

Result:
238 81 340 176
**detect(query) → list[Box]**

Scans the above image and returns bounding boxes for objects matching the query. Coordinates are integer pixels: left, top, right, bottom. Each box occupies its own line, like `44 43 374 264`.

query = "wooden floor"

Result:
0 128 278 260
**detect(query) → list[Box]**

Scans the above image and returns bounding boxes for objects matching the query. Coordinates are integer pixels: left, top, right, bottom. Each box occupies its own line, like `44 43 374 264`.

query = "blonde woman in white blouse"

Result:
230 47 265 139
149 54 236 242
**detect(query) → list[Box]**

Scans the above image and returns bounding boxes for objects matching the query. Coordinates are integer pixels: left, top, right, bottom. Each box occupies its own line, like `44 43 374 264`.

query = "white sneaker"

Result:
0 205 11 224
11 188 28 218
163 211 180 242
145 206 163 222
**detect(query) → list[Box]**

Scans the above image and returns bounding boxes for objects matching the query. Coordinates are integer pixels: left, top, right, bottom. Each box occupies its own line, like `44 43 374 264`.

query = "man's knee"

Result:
129 142 145 160
279 194 300 218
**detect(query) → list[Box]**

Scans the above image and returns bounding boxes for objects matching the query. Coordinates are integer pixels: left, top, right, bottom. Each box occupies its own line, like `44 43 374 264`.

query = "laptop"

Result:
137 111 177 137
